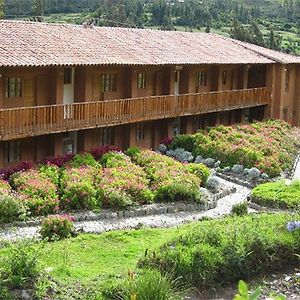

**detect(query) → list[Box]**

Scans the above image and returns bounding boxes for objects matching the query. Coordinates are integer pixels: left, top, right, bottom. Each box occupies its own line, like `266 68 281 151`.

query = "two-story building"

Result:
0 20 300 168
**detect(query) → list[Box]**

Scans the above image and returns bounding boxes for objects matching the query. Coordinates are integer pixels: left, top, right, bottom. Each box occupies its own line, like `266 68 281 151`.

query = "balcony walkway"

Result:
0 87 271 141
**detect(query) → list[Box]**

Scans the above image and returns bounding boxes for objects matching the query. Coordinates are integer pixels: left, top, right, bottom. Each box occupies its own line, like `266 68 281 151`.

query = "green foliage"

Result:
187 163 210 184
0 194 27 224
69 153 98 168
60 166 101 210
0 242 39 288
133 150 203 203
169 134 197 152
125 146 141 160
38 164 60 185
191 120 298 177
141 213 300 289
40 214 75 241
231 202 248 216
251 180 300 209
100 151 130 168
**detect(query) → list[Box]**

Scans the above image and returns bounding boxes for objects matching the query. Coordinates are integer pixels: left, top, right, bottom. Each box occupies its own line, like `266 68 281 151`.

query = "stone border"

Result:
0 186 236 229
287 151 300 180
216 172 255 188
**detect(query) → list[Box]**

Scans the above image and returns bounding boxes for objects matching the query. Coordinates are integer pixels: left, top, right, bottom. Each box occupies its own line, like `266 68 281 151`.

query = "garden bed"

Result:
159 120 300 178
250 180 300 210
0 148 210 224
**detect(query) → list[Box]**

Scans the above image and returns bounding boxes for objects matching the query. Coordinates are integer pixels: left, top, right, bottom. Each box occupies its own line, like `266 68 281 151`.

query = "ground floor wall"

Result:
0 106 267 169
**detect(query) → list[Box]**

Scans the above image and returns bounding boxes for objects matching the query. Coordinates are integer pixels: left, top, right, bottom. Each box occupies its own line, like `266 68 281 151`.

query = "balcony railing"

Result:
0 87 271 141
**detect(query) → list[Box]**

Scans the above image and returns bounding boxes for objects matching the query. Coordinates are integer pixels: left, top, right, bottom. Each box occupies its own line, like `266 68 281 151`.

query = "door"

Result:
63 67 75 119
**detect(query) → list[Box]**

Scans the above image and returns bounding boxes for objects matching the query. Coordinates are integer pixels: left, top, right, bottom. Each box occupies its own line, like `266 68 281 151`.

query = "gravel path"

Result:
293 155 300 180
0 178 251 242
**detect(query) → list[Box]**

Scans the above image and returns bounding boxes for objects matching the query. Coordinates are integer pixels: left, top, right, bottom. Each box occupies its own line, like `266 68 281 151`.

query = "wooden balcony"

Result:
0 87 271 141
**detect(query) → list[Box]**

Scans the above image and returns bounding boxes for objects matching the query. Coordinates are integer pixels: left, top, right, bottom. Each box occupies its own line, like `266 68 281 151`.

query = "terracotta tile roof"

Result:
0 20 298 68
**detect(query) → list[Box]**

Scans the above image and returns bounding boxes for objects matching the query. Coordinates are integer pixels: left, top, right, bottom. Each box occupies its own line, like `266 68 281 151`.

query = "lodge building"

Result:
0 20 300 168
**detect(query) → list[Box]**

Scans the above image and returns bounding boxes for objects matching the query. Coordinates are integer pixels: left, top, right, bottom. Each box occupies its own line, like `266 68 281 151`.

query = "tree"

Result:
268 26 282 50
205 22 211 33
33 0 44 17
0 0 4 19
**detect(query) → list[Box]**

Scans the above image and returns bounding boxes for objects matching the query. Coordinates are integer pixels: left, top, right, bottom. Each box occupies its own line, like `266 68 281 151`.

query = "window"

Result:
137 73 146 89
64 68 72 84
99 127 114 145
196 71 207 87
5 141 21 163
193 115 204 131
6 77 22 98
136 123 145 141
102 74 117 92
222 71 227 85
285 69 290 93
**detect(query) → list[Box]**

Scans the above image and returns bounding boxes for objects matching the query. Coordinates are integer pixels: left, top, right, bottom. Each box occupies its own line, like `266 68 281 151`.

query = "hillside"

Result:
2 0 300 55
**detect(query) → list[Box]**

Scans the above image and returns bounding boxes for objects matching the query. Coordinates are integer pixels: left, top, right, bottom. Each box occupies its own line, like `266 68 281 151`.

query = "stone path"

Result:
0 177 251 242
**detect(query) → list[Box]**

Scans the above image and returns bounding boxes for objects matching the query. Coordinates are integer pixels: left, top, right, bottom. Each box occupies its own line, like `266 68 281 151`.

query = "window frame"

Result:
196 71 208 87
137 73 147 89
222 71 227 85
136 123 145 141
99 127 115 146
285 69 290 93
101 73 117 92
6 77 23 98
5 141 21 164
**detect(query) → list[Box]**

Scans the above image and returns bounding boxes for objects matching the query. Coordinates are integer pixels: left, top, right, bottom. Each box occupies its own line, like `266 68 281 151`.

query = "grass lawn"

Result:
251 180 300 209
13 227 185 284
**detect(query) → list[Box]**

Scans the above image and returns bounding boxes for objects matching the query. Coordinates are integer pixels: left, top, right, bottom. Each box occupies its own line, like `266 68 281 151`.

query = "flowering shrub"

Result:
0 161 33 180
0 180 12 195
100 151 130 168
38 164 60 185
0 194 27 223
90 145 121 160
186 163 210 184
68 153 99 168
10 169 59 216
99 158 153 208
38 153 75 168
133 150 202 202
60 166 101 210
40 214 75 241
168 120 299 177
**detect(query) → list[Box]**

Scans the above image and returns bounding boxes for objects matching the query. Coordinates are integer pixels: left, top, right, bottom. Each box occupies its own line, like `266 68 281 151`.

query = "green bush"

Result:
60 167 101 210
125 146 141 160
251 180 300 209
187 163 210 184
100 151 129 168
38 164 60 185
169 134 197 152
0 194 27 224
40 214 75 241
231 202 248 216
141 213 300 289
0 242 39 288
69 153 98 168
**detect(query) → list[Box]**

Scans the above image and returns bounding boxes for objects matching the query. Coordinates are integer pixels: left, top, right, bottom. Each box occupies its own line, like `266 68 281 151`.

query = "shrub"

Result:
187 163 210 184
90 145 122 161
133 150 203 203
40 214 75 241
0 161 33 181
190 120 299 177
141 213 300 289
1 242 39 288
60 166 101 210
99 162 154 208
0 194 27 224
68 153 98 168
10 169 59 216
251 180 300 209
231 202 248 216
0 180 12 194
125 146 141 160
38 164 60 185
169 134 197 152
100 151 130 168
38 153 75 168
